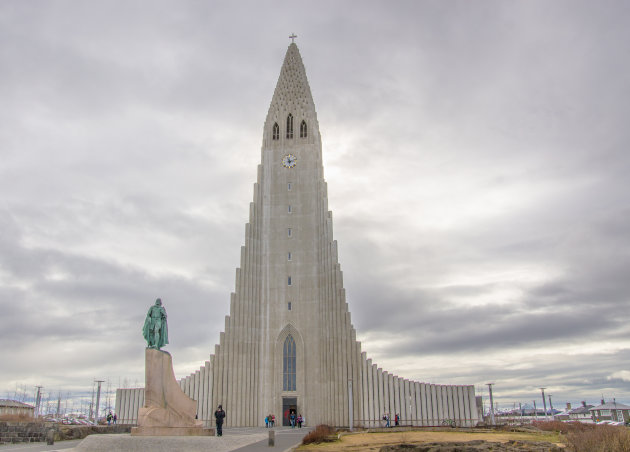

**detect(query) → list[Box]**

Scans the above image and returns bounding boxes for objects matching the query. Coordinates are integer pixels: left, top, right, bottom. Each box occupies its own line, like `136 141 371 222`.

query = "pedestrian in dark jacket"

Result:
214 405 226 436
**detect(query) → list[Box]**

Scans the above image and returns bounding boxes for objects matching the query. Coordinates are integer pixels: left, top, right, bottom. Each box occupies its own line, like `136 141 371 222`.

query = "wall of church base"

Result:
116 366 480 428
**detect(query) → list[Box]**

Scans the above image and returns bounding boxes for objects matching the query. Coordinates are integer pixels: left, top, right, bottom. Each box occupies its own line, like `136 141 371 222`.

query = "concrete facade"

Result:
117 43 479 428
0 400 34 418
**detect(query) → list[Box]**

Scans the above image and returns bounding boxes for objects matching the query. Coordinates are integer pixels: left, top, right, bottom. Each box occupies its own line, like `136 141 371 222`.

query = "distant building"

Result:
0 399 35 417
590 400 630 423
569 402 595 422
555 401 595 423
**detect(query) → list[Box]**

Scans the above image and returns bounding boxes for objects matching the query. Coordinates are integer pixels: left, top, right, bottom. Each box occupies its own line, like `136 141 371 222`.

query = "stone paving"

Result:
0 427 310 452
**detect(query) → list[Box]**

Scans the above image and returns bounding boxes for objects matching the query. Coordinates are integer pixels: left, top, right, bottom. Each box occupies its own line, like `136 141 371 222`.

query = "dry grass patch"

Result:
296 429 565 451
565 425 630 452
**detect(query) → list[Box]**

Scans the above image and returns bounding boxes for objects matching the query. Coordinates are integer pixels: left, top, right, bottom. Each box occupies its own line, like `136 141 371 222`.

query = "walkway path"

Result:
0 427 310 452
232 427 310 451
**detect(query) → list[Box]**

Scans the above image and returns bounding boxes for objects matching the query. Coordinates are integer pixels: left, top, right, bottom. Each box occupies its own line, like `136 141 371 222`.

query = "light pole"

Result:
94 380 105 424
548 394 554 419
34 386 42 418
486 383 495 426
347 379 353 431
540 388 548 420
533 400 538 419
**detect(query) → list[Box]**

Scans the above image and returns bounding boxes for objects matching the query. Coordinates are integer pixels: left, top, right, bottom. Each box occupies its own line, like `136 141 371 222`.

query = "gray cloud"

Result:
1 0 630 411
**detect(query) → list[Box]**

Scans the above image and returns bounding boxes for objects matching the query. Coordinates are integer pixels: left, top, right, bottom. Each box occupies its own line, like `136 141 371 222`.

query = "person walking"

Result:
290 411 296 428
297 414 303 428
395 413 399 426
214 404 226 437
271 414 275 427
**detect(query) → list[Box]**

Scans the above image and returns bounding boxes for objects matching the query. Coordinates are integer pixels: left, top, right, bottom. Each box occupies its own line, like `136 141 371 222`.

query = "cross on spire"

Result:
289 33 297 43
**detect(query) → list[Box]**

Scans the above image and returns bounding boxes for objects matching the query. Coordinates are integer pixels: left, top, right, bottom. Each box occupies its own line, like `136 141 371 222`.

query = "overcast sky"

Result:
1 0 629 413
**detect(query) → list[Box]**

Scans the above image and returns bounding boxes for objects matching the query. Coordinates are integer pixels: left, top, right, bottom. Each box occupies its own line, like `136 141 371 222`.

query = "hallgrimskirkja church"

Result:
116 42 481 428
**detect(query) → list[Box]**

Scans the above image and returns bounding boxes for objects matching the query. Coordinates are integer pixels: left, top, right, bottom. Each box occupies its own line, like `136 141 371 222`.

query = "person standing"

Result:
214 404 226 436
265 415 269 428
290 411 296 428
297 414 303 428
395 413 399 426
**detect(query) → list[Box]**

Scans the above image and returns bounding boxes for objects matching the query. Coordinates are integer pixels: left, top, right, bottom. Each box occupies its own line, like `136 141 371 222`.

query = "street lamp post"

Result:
540 388 548 420
34 386 42 418
94 380 104 424
348 379 353 431
486 383 496 426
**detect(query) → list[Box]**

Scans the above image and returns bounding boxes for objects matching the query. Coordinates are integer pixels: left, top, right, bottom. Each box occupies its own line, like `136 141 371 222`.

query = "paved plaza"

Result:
0 427 311 452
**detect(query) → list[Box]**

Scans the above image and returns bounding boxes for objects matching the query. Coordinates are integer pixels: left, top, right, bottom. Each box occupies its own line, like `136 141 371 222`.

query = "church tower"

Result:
212 41 359 426
116 42 480 428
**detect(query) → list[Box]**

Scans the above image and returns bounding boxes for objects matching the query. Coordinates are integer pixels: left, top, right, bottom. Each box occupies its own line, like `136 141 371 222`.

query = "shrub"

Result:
532 420 595 434
566 424 630 452
302 424 336 444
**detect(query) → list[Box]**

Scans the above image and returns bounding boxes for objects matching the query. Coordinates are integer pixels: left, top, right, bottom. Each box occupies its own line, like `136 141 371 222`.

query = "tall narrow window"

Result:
288 252 292 261
283 335 296 391
287 182 292 191
286 114 294 139
300 120 307 138
272 122 279 140
288 205 292 213
288 276 292 286
287 228 292 237
288 302 292 311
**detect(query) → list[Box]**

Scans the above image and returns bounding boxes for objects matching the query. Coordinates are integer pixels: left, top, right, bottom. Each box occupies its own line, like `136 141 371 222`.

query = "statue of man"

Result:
142 298 169 349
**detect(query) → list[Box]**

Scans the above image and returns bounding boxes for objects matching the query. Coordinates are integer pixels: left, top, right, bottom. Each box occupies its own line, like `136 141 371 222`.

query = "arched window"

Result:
272 123 279 140
286 114 294 139
300 120 307 138
283 335 296 391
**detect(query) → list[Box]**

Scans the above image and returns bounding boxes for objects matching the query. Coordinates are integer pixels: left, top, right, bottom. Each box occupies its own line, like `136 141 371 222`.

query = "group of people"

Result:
264 414 276 427
264 412 305 428
289 412 304 428
106 411 117 425
381 413 400 427
213 405 309 434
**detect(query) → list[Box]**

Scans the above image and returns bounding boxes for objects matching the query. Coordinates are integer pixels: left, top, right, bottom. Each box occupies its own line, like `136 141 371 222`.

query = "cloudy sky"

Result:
1 0 629 413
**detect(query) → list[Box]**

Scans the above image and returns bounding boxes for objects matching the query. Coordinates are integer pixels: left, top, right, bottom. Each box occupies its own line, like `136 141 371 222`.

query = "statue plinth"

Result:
131 348 213 436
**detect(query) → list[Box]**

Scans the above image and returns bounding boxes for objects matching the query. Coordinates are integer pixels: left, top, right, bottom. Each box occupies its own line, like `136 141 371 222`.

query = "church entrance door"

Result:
282 397 297 426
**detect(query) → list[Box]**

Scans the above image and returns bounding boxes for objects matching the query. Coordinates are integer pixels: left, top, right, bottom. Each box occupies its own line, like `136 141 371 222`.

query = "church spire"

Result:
265 43 318 144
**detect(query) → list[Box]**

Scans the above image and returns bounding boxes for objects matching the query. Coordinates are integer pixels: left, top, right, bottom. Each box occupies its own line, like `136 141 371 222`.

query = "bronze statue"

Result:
143 298 169 349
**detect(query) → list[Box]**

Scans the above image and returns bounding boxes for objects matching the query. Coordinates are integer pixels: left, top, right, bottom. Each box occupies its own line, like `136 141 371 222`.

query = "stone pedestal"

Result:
131 348 213 436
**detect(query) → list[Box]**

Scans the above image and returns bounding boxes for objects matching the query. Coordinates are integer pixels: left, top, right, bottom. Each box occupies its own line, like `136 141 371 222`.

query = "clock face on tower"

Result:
282 154 297 168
